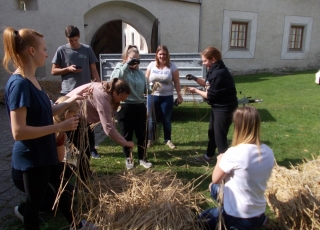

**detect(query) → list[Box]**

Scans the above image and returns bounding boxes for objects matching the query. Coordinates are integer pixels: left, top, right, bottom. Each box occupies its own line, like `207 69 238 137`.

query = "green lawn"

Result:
3 69 320 229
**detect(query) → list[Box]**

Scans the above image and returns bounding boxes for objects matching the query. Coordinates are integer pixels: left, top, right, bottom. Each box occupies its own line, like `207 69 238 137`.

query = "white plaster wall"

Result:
0 0 200 87
0 0 320 90
82 0 200 53
200 0 320 71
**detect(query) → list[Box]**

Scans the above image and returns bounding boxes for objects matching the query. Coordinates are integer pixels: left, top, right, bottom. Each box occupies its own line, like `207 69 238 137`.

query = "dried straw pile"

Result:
76 170 208 230
265 156 320 230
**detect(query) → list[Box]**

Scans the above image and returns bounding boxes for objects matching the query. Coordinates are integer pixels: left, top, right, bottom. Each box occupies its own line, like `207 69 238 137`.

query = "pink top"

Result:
67 82 127 146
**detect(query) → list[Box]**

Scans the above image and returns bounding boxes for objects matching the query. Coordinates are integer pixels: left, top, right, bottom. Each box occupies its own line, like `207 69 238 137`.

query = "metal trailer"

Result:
99 53 263 105
99 53 206 102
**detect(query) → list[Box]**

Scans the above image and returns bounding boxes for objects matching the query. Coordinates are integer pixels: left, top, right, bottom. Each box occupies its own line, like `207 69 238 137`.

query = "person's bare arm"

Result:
172 70 183 104
195 77 206 87
56 145 65 162
212 154 227 184
51 63 81 76
10 107 79 140
188 87 208 99
90 63 101 82
51 87 90 116
145 69 151 79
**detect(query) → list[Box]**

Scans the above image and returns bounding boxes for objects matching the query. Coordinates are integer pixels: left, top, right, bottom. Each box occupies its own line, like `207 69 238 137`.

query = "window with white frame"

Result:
230 22 248 48
281 16 313 59
222 10 258 59
289 26 304 50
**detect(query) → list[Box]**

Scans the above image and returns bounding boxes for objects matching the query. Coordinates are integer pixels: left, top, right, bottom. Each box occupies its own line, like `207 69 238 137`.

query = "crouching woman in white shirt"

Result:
199 106 274 230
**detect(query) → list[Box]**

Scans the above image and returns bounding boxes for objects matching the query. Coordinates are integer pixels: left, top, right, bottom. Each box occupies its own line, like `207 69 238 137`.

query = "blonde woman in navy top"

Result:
3 27 86 229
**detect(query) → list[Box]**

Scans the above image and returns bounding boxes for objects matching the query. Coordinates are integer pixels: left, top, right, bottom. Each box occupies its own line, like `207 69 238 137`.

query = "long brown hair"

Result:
232 106 261 148
2 27 44 76
102 78 131 110
155 45 171 68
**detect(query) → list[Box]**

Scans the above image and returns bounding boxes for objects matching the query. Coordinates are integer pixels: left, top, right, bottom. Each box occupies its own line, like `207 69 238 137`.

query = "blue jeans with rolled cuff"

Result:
147 94 173 143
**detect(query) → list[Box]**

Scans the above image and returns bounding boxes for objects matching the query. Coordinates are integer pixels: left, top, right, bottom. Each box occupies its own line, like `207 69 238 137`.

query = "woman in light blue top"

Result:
111 45 152 170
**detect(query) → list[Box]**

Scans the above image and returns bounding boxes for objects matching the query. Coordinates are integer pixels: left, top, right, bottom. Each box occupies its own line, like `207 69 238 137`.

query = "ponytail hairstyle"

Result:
53 96 80 139
2 27 44 76
155 45 171 68
232 106 261 152
201 46 222 62
121 44 139 64
102 78 131 110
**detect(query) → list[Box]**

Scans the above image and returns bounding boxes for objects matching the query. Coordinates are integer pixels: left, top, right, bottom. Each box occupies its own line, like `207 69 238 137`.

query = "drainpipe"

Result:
198 0 202 52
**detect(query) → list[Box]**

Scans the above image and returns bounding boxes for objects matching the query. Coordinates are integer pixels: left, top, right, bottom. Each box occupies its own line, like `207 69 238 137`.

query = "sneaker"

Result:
126 158 134 170
139 159 153 168
91 149 101 159
14 206 23 223
147 140 154 148
166 140 176 149
194 154 213 162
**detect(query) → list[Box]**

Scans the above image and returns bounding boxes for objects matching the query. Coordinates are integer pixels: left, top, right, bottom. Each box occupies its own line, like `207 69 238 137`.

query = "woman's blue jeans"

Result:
199 183 267 230
147 94 173 142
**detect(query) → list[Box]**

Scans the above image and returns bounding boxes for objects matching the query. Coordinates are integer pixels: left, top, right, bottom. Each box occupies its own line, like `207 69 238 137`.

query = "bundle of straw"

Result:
76 170 208 230
265 157 320 230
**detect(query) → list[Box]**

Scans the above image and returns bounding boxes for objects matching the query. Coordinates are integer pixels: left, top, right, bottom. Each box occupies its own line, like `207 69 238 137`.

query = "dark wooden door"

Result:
151 18 160 53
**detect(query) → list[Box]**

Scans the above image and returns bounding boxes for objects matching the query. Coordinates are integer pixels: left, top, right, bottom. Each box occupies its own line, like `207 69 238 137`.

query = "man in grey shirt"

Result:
52 25 100 94
52 25 101 159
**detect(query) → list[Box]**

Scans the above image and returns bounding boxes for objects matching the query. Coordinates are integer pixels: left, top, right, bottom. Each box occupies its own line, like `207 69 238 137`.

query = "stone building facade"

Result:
0 0 319 89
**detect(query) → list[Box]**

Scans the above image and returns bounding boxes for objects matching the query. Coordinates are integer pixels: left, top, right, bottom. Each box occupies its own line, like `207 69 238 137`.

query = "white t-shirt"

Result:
219 143 274 218
147 61 178 96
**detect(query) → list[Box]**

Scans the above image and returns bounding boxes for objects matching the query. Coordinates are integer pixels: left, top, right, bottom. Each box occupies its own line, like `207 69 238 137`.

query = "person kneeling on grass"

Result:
198 106 274 230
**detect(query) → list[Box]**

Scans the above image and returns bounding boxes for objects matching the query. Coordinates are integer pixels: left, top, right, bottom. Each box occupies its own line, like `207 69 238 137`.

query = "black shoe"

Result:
91 149 101 159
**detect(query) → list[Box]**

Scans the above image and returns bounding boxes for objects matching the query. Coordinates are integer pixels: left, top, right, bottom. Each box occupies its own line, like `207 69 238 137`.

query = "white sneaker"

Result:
139 159 152 168
14 206 23 223
126 158 134 170
166 140 176 149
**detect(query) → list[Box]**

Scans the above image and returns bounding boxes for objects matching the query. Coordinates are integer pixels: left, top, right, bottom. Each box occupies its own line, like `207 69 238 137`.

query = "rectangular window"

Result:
131 33 134 45
289 26 304 50
20 1 26 10
230 22 248 48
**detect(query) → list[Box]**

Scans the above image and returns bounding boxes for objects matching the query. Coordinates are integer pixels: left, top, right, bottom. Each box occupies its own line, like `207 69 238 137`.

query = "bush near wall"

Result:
0 80 61 105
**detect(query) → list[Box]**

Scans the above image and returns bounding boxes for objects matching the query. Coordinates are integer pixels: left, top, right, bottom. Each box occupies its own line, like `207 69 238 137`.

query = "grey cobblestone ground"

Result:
0 104 106 227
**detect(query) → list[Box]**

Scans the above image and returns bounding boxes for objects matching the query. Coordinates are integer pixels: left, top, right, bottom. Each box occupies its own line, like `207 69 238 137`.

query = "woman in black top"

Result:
187 46 238 162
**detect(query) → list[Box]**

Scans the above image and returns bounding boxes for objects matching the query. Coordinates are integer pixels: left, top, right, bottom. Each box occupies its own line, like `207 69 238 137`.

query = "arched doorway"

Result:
91 20 123 56
91 21 149 56
90 20 150 74
84 1 160 59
